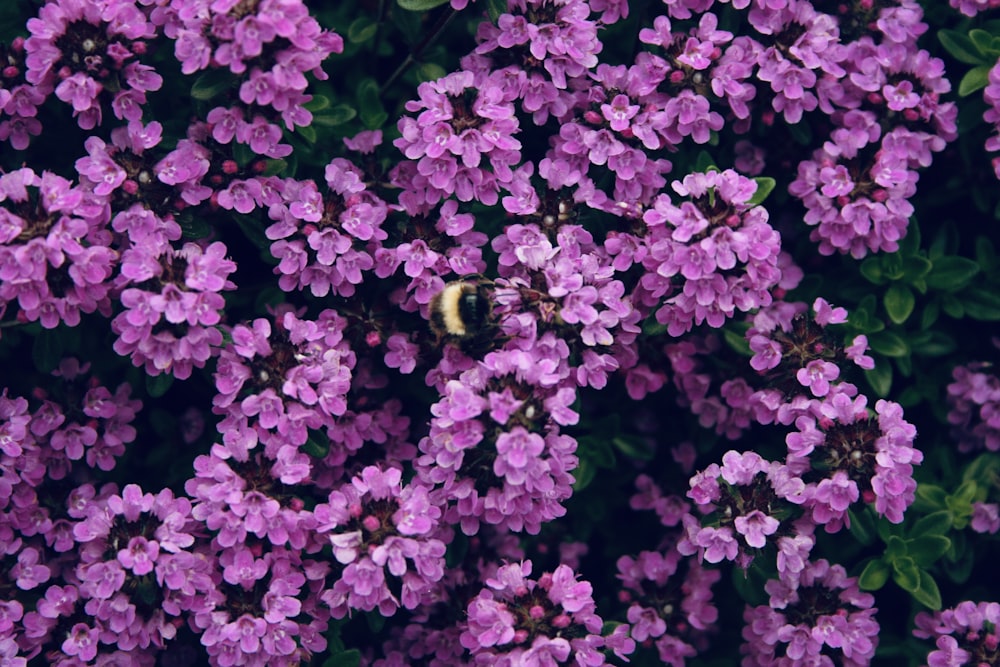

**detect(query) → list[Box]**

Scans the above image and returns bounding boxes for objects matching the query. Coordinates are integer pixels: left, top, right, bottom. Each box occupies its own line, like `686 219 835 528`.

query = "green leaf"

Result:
190 69 233 100
914 484 948 510
612 435 655 461
884 534 908 559
926 256 981 291
891 557 920 592
747 177 776 206
146 372 174 398
944 538 975 585
859 257 885 285
911 511 953 538
962 452 1000 486
883 284 915 325
908 536 951 568
722 328 752 356
261 159 287 177
416 62 449 83
858 558 890 590
958 65 992 97
876 515 904 542
573 458 595 491
960 288 1000 321
938 30 988 65
397 0 450 10
694 151 718 173
312 104 358 127
848 507 876 546
787 117 813 144
975 236 998 273
941 295 965 319
898 386 922 407
323 649 361 667
304 95 331 112
303 429 330 457
881 253 904 281
895 353 912 378
909 331 956 357
867 330 909 357
911 570 942 611
347 17 378 44
920 300 940 330
642 314 668 336
865 361 892 397
297 123 317 144
945 482 979 529
357 78 388 129
928 221 959 260
969 29 998 56
898 223 921 258
953 480 980 504
582 438 616 469
730 562 769 606
366 611 386 634
232 213 270 250
486 0 507 22
902 256 933 282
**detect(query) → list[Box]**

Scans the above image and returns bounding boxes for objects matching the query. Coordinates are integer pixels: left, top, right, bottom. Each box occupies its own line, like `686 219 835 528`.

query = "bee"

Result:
429 279 493 340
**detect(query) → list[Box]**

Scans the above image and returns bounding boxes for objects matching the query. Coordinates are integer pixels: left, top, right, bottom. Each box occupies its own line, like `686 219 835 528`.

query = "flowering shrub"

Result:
3 0 1000 665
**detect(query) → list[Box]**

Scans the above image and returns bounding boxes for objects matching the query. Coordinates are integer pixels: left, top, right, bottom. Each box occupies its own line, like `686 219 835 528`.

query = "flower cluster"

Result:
154 0 343 156
22 0 160 132
316 466 446 617
617 545 720 666
635 169 783 336
678 450 815 574
789 42 957 257
394 69 522 208
59 484 196 657
492 220 643 376
0 36 42 149
914 601 1000 667
471 0 605 110
785 394 921 526
664 295 868 439
188 546 330 666
416 335 580 535
0 0 968 664
742 559 879 667
985 60 1000 180
460 560 634 665
946 362 1000 453
267 156 390 298
111 239 236 380
0 168 115 329
0 358 139 483
746 298 874 425
214 309 357 456
950 0 1000 16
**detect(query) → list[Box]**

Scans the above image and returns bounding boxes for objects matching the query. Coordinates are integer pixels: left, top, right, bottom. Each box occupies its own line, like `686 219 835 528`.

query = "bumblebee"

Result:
429 280 493 339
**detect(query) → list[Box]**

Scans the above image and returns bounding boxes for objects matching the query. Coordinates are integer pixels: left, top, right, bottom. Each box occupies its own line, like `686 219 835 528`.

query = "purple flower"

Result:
742 559 878 667
915 601 1000 667
24 0 160 130
316 466 446 617
394 69 522 208
460 561 630 665
636 169 782 336
618 543 719 665
679 450 811 571
947 362 1000 453
0 169 115 329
